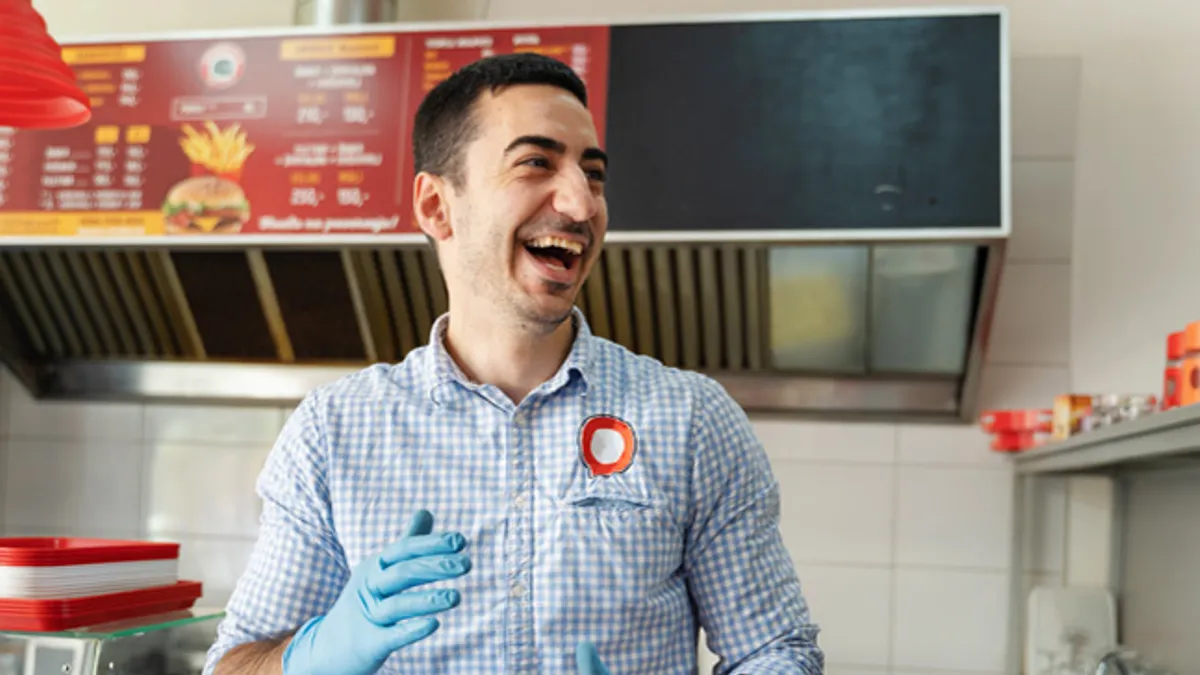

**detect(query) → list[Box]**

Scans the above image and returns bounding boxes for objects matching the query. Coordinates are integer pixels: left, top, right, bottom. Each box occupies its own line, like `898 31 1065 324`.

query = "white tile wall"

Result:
4 439 144 533
988 263 1071 366
145 442 272 537
1009 160 1075 262
772 462 894 566
895 467 1014 569
1011 56 1083 159
1027 477 1068 575
144 404 285 445
6 382 142 441
796 564 892 668
892 569 1011 672
979 364 1072 411
897 424 1011 469
754 420 897 464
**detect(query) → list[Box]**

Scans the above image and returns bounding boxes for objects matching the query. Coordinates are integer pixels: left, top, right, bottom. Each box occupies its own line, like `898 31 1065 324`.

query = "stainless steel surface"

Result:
294 0 398 26
1094 651 1133 675
1007 473 1033 675
1014 404 1200 475
146 251 206 359
44 360 355 404
245 250 294 363
37 359 960 418
959 240 1006 423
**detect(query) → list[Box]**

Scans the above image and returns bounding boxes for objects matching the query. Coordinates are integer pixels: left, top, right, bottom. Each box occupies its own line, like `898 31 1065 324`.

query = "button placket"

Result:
504 408 536 672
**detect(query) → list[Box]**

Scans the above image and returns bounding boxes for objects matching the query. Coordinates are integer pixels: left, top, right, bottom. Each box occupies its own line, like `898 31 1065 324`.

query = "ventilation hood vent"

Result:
0 241 1003 420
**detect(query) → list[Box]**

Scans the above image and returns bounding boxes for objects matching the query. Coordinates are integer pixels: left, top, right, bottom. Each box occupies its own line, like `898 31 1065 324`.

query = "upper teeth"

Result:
528 236 583 255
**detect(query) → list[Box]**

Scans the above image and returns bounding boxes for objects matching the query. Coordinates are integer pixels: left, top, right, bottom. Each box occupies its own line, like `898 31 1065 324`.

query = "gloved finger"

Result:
380 617 441 654
405 509 434 537
378 532 467 567
369 553 472 597
575 641 612 675
367 588 461 625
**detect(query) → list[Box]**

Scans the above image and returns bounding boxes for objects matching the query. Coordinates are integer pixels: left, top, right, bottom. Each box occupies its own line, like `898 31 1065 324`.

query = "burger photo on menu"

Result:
162 121 255 235
161 176 251 234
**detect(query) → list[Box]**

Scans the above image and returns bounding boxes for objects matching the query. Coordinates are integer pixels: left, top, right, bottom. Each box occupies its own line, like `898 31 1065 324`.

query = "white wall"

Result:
1 1 1121 673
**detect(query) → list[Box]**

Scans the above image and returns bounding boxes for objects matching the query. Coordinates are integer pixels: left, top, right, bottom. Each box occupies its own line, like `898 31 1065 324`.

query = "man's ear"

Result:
413 171 453 242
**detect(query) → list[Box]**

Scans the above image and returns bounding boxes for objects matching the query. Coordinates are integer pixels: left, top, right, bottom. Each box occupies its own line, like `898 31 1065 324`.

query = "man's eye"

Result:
521 157 551 169
586 169 607 182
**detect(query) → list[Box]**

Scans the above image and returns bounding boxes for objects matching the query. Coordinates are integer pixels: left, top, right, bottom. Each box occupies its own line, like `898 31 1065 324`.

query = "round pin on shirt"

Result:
579 415 636 477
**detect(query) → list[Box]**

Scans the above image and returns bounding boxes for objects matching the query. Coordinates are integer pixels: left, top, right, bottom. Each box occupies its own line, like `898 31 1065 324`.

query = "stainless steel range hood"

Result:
0 240 1003 420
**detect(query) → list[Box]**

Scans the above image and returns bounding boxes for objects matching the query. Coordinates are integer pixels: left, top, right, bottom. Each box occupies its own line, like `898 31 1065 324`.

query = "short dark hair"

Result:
412 52 588 185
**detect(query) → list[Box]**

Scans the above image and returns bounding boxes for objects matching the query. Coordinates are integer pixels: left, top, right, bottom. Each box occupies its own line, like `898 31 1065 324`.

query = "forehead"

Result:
471 84 599 150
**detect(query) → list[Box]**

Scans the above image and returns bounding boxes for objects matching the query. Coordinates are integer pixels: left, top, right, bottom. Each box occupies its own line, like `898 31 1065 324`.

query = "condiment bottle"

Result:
1163 330 1186 410
1180 321 1200 407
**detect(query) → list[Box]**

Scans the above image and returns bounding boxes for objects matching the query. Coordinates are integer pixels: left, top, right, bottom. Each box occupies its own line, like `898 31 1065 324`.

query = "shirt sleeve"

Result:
203 392 349 675
683 375 825 675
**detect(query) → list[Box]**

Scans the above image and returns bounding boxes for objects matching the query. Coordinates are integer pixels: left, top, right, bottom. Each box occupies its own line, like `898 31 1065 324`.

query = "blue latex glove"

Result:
282 510 472 675
576 641 613 675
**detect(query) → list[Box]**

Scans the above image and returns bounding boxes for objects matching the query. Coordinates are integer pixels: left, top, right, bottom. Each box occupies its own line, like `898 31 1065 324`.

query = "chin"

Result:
514 295 577 330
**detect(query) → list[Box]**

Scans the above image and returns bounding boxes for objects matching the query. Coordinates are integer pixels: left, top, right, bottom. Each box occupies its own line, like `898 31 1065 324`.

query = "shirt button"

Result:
511 582 526 598
513 493 527 509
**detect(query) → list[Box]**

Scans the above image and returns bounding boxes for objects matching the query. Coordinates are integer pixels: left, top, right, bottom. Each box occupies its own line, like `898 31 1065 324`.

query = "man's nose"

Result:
552 166 599 223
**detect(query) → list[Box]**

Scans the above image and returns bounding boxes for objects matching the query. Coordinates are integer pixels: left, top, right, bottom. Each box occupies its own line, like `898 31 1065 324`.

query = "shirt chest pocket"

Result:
537 489 685 610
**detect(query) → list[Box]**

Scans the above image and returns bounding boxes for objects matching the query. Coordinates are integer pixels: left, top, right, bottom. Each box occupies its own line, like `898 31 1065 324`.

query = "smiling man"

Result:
205 53 823 675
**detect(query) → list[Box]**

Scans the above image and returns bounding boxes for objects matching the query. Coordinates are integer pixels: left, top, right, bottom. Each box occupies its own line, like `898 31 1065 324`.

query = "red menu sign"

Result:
0 26 609 242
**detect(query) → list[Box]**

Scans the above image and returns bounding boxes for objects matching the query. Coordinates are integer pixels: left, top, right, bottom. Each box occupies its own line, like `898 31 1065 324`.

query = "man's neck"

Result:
442 309 576 405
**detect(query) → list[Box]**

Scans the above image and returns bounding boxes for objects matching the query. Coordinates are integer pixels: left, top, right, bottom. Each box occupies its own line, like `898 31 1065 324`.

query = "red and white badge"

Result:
579 415 636 477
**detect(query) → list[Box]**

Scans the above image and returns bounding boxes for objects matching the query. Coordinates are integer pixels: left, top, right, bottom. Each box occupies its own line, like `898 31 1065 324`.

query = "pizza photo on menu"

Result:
161 121 253 234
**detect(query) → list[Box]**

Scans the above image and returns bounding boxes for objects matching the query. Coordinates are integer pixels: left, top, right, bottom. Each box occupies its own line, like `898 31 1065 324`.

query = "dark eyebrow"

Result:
504 135 608 167
582 147 608 167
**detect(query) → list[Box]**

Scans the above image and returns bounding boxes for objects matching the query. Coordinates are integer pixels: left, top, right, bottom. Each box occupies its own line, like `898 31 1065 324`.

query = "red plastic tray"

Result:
0 538 180 567
0 581 202 631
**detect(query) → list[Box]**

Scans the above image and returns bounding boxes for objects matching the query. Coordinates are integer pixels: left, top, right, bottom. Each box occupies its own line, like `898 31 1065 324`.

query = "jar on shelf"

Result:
1181 321 1200 407
1163 330 1186 410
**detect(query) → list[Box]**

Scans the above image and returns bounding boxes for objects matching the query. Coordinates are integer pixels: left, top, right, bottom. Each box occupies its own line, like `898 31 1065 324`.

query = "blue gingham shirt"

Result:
205 309 823 674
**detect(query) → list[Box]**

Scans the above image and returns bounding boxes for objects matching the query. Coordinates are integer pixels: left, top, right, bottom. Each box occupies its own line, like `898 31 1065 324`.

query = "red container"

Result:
0 581 203 631
990 431 1042 453
1163 330 1186 410
1181 322 1200 407
0 537 180 567
979 409 1053 434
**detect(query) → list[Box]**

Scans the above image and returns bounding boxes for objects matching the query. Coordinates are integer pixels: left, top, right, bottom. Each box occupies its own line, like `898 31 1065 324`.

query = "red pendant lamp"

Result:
0 0 91 129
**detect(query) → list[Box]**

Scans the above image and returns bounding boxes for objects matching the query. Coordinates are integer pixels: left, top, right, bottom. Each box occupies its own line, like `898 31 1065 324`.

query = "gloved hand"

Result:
576 641 613 675
282 510 472 675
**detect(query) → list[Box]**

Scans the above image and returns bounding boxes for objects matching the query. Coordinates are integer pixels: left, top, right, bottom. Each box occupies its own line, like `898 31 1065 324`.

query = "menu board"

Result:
0 26 609 242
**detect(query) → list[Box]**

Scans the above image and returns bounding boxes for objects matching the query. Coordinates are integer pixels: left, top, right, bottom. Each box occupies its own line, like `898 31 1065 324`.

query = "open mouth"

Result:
524 235 584 272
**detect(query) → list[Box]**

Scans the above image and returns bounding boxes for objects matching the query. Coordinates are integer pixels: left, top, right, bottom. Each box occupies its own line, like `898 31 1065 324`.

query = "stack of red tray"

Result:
979 409 1053 452
0 537 202 631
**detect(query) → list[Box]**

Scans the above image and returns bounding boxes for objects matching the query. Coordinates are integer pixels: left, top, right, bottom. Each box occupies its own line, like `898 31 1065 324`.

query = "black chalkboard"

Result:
602 14 1003 233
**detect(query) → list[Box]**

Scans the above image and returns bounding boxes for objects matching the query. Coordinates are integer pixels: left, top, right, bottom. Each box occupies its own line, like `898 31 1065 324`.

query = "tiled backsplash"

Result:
0 369 1063 675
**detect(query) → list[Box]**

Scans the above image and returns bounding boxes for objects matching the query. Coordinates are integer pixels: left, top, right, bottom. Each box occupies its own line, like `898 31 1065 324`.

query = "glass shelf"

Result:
0 608 224 675
0 608 226 641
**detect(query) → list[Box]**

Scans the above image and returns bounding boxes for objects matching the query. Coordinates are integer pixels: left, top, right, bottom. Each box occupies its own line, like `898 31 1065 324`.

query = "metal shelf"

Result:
1014 403 1200 474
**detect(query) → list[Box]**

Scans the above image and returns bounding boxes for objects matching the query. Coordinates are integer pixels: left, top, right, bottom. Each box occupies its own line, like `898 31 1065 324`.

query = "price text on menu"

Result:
0 26 609 239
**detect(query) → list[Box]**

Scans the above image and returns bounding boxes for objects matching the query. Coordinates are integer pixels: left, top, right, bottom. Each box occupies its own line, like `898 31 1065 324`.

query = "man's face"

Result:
419 83 608 332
